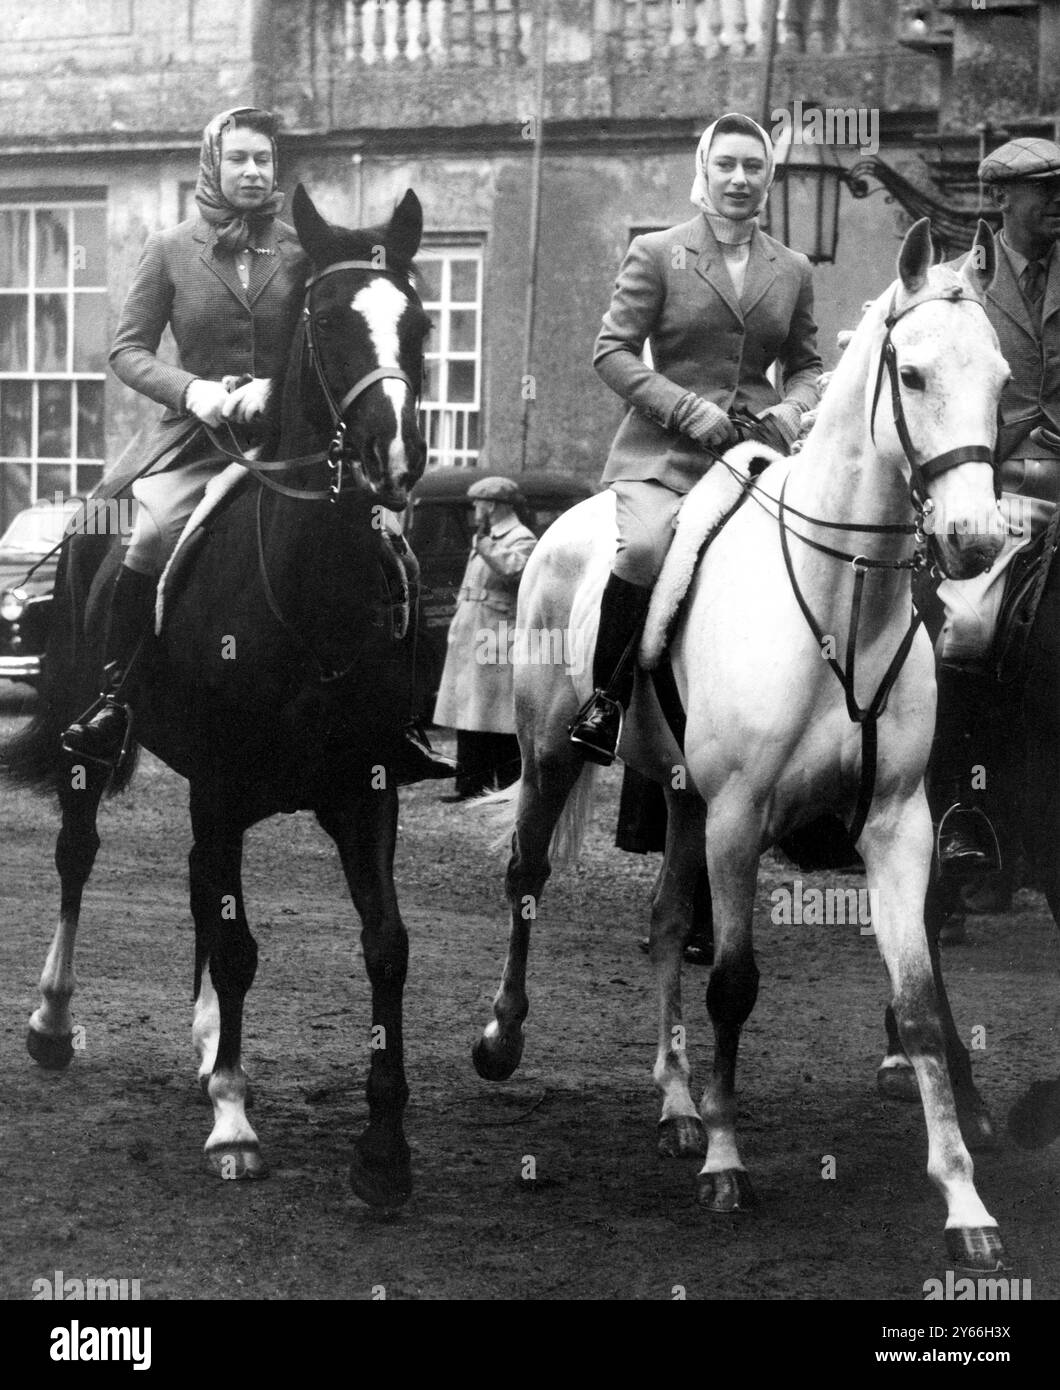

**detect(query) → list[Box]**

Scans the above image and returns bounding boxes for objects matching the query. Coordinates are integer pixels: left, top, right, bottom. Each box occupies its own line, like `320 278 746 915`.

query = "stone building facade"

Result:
0 0 1049 528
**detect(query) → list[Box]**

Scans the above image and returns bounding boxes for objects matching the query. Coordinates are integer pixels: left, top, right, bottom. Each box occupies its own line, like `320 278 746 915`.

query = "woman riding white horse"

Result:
569 112 823 764
475 218 1013 1270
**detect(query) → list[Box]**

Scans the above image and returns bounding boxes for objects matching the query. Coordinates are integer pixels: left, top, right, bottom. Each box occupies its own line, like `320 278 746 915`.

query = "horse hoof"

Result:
26 1027 74 1070
472 1030 524 1083
945 1226 1010 1272
876 1062 919 1103
348 1147 412 1211
1008 1080 1060 1150
199 1074 255 1110
958 1103 1000 1154
203 1143 269 1180
657 1116 707 1159
696 1168 756 1213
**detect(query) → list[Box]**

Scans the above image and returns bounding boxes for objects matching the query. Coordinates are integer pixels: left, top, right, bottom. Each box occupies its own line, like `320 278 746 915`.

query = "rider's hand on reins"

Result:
672 392 737 449
222 377 273 425
184 378 230 428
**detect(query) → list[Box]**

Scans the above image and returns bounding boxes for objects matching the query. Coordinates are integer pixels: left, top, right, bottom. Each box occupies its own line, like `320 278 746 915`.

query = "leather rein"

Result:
721 287 997 844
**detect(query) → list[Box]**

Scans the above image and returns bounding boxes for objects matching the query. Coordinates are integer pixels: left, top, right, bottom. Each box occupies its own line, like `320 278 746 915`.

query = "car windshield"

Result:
0 502 82 556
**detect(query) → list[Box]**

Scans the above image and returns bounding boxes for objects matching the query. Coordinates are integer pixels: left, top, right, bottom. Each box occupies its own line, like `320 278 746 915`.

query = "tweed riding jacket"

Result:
595 215 822 492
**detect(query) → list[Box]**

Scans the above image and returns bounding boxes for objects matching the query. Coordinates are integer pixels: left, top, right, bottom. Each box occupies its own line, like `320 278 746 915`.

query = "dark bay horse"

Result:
2 185 430 1209
880 518 1060 1152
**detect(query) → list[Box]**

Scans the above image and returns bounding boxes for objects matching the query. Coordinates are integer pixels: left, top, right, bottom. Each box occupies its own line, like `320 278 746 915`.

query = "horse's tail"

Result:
483 760 601 872
0 533 140 798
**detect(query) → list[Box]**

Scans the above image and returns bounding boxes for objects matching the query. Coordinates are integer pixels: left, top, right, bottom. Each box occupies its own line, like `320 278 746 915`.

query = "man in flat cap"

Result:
432 475 539 801
932 137 1060 886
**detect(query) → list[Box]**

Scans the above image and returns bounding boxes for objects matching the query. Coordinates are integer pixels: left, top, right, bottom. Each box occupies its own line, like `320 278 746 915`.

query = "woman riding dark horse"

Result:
3 181 442 1208
62 105 449 784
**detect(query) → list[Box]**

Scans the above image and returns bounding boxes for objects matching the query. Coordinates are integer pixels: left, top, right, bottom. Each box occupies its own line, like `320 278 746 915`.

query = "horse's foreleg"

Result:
27 758 108 1069
696 805 760 1211
653 787 707 1159
189 801 263 1179
859 797 1007 1270
317 791 412 1210
472 752 586 1083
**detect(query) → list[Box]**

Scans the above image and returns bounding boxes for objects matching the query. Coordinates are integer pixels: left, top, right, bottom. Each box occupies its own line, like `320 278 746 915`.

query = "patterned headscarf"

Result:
194 107 284 255
690 113 775 241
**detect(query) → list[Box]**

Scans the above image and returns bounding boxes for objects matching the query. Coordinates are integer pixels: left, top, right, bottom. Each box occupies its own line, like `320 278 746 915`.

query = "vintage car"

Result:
0 498 84 685
403 466 593 712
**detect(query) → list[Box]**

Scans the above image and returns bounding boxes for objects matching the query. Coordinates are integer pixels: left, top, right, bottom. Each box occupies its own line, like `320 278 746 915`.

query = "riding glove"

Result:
671 392 737 448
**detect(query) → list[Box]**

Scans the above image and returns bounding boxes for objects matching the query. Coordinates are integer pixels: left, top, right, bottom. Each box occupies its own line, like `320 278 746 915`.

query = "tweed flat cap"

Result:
978 137 1060 184
467 475 524 503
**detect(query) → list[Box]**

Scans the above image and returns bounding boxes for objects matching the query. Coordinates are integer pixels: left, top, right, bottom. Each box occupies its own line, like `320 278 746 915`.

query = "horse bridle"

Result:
711 285 1001 845
203 258 418 503
869 284 999 513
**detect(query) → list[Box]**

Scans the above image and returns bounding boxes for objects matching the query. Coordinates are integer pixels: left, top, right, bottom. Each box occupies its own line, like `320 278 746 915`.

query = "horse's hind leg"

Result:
27 756 109 1069
653 787 707 1159
859 796 1007 1270
317 790 412 1210
696 801 760 1211
473 750 587 1082
189 789 264 1179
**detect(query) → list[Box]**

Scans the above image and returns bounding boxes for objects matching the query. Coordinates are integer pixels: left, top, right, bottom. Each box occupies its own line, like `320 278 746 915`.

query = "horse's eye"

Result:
315 313 337 334
899 366 925 390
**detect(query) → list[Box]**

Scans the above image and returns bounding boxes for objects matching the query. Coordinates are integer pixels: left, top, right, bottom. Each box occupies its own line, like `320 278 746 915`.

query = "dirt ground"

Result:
1 686 1057 1303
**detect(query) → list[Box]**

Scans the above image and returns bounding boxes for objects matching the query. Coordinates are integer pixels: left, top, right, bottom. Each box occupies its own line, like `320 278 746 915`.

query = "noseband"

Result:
869 285 998 510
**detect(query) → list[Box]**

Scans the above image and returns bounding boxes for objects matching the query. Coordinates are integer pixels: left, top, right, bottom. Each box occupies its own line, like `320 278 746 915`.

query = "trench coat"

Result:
432 515 538 734
596 215 822 492
105 214 307 489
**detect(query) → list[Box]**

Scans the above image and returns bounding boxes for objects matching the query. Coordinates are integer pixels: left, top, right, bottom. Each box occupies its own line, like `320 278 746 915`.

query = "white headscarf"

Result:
690 113 775 244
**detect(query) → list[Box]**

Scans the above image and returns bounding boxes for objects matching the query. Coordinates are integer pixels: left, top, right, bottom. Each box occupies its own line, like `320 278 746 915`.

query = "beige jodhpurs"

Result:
611 479 685 588
124 458 228 576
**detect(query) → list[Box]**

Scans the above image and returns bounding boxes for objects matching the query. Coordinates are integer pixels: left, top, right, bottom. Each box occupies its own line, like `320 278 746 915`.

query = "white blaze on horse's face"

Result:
886 288 1009 579
351 276 413 496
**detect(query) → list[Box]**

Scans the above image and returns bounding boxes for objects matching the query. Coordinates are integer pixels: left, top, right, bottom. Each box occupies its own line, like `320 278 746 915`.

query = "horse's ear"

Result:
292 184 337 266
960 218 997 298
385 190 423 267
897 217 934 295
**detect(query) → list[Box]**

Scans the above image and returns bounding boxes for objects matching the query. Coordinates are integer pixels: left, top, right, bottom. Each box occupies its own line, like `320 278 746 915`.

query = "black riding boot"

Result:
569 573 653 766
62 566 156 765
394 720 456 785
929 662 999 876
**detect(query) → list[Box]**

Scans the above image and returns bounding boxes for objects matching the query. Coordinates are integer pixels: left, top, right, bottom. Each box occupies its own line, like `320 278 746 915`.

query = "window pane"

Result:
0 379 32 456
466 413 480 450
0 210 30 287
73 293 107 373
0 295 28 370
417 258 442 302
448 359 477 403
35 208 70 288
35 294 68 372
449 259 479 302
38 381 72 458
449 309 477 352
0 460 32 526
75 462 105 496
76 380 105 458
73 206 106 288
36 462 74 499
423 358 441 402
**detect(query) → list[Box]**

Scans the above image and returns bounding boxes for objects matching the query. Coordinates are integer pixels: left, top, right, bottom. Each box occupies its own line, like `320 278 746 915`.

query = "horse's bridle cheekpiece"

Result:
869 285 999 512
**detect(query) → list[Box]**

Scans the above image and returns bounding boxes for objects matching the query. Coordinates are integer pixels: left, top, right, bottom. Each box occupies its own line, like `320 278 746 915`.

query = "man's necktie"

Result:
1021 259 1047 329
